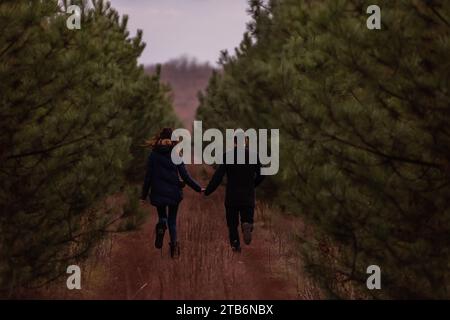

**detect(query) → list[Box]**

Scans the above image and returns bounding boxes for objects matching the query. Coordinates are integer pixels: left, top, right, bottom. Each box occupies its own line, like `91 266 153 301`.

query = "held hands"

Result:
200 187 207 196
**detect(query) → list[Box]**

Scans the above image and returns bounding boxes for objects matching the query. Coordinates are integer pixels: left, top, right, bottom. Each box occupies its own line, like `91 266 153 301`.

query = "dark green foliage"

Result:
118 185 149 232
198 0 450 298
0 0 175 293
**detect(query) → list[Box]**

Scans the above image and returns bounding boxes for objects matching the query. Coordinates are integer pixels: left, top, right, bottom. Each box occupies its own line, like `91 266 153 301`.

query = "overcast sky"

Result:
108 0 251 66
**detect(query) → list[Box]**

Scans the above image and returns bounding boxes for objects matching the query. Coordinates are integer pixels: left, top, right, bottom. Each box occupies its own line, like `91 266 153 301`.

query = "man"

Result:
204 136 264 252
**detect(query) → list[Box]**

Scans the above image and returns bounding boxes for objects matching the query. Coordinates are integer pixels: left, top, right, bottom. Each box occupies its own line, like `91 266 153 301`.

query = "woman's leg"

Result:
156 205 168 226
167 204 179 243
155 206 168 249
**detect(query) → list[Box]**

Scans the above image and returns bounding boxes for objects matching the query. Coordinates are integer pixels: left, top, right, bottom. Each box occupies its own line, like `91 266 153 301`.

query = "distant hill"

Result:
146 56 214 129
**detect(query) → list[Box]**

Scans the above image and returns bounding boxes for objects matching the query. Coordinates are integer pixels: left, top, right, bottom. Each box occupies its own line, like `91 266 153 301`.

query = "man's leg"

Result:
240 206 255 245
225 206 241 251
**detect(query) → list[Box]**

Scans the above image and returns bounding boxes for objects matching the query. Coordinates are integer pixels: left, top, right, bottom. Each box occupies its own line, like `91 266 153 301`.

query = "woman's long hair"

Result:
143 127 175 149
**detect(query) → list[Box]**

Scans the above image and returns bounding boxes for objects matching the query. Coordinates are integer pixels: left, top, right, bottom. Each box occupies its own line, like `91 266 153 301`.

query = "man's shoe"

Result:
231 240 241 253
170 242 180 258
242 222 253 245
155 222 167 249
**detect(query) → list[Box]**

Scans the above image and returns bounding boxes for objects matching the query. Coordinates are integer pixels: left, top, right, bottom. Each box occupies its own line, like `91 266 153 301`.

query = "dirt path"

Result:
26 165 317 300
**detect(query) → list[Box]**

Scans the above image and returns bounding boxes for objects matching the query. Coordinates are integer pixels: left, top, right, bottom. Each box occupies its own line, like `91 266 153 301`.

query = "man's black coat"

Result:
205 148 264 207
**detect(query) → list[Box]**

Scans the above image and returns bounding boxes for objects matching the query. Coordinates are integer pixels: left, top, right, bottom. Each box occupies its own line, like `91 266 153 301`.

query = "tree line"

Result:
197 0 450 299
0 0 176 294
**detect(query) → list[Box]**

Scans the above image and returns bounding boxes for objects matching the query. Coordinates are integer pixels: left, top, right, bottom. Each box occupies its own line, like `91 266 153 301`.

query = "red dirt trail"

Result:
25 165 316 300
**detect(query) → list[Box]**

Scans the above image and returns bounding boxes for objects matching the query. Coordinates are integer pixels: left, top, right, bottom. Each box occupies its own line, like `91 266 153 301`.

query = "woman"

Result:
141 128 202 258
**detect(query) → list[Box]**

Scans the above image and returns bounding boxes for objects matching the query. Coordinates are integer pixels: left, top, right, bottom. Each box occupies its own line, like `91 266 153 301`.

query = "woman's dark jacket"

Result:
141 145 201 206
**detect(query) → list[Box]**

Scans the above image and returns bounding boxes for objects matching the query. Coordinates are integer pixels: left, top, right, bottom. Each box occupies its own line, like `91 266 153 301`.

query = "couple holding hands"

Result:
141 128 264 258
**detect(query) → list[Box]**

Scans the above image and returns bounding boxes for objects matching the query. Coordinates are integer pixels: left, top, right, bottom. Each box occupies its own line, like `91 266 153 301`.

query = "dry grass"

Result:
18 165 322 300
255 203 323 299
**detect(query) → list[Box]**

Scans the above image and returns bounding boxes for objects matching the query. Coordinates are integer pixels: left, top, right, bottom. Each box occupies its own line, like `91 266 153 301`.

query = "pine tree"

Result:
0 0 175 294
198 0 450 298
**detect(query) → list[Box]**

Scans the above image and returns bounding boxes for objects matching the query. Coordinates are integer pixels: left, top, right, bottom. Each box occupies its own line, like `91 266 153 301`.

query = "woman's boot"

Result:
169 242 180 258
